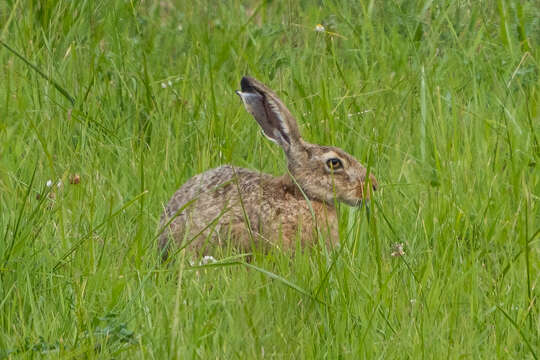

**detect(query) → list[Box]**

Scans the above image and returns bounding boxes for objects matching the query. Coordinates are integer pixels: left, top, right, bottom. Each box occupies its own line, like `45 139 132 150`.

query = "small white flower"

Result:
315 24 325 32
161 82 167 88
199 256 217 265
177 24 183 31
391 242 405 257
167 80 172 87
46 180 53 187
348 110 373 117
57 180 63 189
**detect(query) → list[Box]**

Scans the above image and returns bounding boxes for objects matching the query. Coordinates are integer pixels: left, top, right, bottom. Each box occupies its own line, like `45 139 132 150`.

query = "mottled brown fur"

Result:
158 77 377 258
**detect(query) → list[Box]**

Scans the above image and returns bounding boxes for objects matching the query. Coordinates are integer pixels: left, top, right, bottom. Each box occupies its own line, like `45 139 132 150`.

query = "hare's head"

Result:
236 76 377 206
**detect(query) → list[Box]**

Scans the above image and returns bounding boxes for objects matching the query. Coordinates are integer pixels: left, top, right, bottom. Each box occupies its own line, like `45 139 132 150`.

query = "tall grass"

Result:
0 0 538 358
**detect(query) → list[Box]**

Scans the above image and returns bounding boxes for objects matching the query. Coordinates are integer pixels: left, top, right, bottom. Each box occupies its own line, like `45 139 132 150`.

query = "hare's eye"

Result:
326 158 343 170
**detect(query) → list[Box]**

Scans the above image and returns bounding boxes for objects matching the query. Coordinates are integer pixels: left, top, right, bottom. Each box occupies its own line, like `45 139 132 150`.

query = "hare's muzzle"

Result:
357 173 378 200
369 173 378 191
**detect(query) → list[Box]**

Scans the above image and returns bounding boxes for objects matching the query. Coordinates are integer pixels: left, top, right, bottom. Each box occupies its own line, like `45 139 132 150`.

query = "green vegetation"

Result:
0 0 538 358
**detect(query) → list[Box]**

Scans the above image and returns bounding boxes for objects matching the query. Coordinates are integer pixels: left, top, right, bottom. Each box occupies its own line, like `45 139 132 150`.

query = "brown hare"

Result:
158 76 377 259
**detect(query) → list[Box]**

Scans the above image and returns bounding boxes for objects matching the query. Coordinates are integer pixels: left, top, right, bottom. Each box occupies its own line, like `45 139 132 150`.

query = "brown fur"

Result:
158 77 377 258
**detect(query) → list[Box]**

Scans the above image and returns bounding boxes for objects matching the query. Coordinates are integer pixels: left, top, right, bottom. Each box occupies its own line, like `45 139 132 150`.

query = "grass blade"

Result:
0 40 75 105
496 305 538 360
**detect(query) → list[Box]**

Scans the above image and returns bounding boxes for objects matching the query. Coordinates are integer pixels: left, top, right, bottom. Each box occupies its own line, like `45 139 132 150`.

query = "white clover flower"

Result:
199 256 217 265
391 242 405 257
161 82 167 88
46 180 53 187
315 24 325 32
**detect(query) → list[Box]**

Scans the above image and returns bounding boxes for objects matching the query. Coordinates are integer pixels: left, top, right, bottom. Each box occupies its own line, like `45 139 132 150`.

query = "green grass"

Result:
0 0 538 358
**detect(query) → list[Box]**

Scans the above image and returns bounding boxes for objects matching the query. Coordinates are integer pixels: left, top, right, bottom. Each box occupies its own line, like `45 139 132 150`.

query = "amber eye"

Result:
326 158 343 170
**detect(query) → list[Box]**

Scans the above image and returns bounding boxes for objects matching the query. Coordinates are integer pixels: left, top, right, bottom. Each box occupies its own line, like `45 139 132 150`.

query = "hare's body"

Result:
159 165 338 254
159 77 377 258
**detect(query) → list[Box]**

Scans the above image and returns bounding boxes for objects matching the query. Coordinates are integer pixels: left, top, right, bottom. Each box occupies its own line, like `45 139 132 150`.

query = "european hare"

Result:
159 77 377 258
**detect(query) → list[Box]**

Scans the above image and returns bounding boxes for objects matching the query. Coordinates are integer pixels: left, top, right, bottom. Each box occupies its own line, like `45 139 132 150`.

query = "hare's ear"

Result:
236 76 302 152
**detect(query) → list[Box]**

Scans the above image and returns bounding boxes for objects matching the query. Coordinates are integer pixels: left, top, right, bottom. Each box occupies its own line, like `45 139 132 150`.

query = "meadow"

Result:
0 0 538 358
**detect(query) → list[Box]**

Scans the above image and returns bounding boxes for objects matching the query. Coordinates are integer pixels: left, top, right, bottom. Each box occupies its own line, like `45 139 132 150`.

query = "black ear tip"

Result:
240 76 255 92
240 76 250 91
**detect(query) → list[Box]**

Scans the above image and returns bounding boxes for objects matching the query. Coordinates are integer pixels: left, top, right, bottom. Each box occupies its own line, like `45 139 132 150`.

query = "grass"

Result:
0 0 538 358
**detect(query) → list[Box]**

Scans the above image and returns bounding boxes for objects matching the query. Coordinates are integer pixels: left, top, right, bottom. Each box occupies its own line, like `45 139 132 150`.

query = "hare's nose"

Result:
369 173 378 191
356 173 378 199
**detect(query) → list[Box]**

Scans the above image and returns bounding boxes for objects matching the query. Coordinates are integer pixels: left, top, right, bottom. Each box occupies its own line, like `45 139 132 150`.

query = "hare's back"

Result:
161 165 271 219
